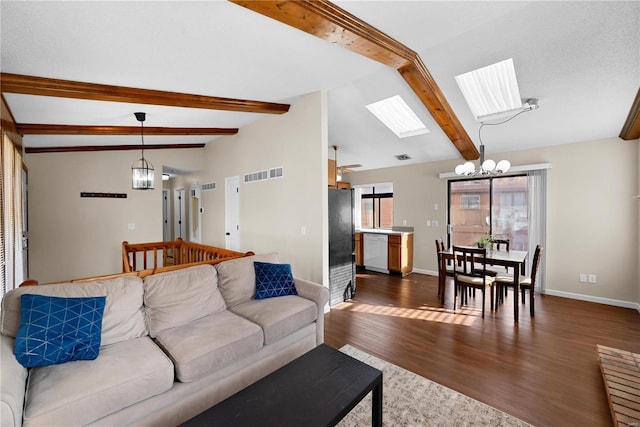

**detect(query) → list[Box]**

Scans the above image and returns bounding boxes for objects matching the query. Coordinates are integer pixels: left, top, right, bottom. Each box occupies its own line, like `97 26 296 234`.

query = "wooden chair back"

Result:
452 246 488 278
491 239 510 251
528 245 544 288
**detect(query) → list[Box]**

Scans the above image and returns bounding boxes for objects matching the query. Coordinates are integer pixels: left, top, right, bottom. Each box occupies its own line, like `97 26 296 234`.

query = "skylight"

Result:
365 95 429 138
455 58 523 122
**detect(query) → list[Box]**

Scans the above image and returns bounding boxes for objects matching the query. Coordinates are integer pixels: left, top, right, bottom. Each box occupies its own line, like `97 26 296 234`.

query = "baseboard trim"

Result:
545 289 640 313
411 268 437 276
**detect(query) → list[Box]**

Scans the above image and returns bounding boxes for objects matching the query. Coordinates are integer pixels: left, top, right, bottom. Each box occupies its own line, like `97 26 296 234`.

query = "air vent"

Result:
244 170 269 184
202 182 216 191
395 154 412 161
269 167 284 179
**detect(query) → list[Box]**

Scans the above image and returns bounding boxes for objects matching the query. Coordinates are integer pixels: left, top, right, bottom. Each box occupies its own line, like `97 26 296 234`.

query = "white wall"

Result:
191 91 328 285
25 148 204 282
348 137 639 306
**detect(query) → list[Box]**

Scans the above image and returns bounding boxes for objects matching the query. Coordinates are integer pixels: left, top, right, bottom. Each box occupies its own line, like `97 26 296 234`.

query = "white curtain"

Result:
527 169 547 293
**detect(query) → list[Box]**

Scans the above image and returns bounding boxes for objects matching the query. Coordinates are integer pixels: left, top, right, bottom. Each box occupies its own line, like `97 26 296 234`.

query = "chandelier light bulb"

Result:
496 159 511 173
482 159 496 172
463 161 475 175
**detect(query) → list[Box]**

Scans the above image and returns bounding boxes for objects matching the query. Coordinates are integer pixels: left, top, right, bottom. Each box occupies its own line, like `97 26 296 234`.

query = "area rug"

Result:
337 345 533 427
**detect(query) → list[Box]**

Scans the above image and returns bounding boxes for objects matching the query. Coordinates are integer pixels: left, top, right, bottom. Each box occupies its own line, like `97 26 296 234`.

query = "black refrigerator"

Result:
328 188 356 306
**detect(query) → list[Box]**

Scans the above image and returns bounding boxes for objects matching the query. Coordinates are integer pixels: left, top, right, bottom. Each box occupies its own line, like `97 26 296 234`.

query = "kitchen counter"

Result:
355 228 414 276
356 227 414 236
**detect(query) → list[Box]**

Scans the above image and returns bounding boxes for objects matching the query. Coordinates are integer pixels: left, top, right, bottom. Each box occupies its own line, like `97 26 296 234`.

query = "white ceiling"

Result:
1 1 638 171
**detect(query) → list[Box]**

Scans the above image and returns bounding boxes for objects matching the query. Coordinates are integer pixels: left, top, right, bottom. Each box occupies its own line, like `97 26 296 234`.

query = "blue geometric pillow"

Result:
254 262 297 300
14 294 106 368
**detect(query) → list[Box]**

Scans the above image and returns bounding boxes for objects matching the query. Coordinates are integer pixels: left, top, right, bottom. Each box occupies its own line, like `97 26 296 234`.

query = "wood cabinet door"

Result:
355 233 364 266
387 236 402 272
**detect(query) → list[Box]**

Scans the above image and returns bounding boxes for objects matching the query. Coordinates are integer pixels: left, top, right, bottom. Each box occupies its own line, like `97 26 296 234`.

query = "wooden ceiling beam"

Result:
25 144 206 154
231 0 479 160
16 123 238 136
619 87 640 141
1 73 290 115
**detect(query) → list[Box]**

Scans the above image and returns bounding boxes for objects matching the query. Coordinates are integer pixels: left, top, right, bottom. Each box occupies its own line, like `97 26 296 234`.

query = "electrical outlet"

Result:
128 223 136 230
588 274 597 284
432 220 438 227
579 273 587 283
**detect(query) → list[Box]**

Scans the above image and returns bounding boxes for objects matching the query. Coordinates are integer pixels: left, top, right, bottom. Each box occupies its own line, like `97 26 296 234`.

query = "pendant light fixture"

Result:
454 99 539 177
131 112 155 190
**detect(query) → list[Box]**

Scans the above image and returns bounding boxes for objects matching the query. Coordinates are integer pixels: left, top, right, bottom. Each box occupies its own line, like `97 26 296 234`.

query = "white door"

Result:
225 176 240 251
189 183 202 243
174 188 186 239
162 190 171 241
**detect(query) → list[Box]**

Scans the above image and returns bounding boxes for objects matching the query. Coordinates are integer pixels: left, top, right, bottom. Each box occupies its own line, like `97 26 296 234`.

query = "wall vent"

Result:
395 154 412 161
269 167 284 179
202 182 216 191
244 170 269 184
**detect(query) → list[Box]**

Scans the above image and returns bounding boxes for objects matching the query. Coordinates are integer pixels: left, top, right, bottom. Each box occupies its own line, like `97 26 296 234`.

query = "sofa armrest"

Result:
294 278 329 345
1 335 27 427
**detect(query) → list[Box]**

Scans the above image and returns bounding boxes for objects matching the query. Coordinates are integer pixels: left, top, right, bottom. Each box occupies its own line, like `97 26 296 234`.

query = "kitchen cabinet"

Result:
354 233 363 267
387 234 413 277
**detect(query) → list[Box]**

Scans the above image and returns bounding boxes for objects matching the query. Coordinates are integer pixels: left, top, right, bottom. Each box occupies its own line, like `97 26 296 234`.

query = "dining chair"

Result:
435 238 454 284
452 246 495 318
491 239 510 251
494 245 543 317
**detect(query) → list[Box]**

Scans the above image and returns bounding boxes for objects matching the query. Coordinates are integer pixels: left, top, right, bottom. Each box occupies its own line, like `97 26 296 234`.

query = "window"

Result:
355 183 393 229
448 176 528 251
460 195 480 209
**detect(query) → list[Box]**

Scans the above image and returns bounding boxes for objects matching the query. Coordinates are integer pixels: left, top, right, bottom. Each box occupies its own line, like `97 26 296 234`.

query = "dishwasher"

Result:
363 233 389 274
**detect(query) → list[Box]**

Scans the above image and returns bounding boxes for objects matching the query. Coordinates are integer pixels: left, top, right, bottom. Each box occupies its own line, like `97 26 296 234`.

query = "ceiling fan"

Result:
332 145 362 182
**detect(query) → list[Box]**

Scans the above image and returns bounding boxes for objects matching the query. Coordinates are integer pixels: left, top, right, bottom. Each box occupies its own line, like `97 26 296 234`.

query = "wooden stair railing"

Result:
19 240 254 287
122 238 254 275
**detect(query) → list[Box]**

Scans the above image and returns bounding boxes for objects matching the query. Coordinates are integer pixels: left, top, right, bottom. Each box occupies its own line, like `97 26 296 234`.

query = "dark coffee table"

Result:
180 344 383 427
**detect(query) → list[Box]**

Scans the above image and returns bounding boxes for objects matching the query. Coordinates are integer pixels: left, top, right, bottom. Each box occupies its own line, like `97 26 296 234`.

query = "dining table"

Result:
438 246 528 322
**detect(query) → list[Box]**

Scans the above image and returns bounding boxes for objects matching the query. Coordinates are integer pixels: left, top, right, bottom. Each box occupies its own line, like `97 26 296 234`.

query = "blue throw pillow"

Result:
254 262 297 300
14 294 106 368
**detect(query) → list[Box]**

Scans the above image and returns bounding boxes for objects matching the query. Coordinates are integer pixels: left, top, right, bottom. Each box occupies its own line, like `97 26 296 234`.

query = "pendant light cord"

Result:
479 108 531 146
140 119 145 159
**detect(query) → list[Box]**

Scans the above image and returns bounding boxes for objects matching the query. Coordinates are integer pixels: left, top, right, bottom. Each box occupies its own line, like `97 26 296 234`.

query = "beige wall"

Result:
348 137 639 306
25 148 204 282
25 91 328 286
189 91 328 285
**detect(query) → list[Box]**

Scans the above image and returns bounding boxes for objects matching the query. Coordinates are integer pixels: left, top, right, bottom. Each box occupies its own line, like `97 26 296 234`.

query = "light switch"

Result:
434 203 439 210
128 223 136 230
426 220 431 227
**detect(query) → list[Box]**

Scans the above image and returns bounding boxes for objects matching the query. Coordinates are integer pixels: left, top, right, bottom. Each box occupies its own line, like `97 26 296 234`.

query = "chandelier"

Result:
454 140 511 176
455 99 539 177
131 112 155 190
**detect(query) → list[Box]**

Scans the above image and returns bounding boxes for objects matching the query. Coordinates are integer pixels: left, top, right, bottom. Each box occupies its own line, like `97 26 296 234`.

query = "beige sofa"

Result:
0 253 329 426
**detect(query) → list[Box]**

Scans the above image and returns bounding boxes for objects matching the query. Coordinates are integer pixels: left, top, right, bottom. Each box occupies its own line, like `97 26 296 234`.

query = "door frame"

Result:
225 176 240 251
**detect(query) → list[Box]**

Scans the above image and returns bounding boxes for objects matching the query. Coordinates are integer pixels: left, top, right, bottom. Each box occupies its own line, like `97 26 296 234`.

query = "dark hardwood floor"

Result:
324 270 640 426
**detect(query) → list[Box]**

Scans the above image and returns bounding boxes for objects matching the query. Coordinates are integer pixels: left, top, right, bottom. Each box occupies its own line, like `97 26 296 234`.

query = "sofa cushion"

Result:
154 310 263 383
1 276 147 346
254 262 297 300
231 295 317 345
22 336 173 427
14 294 106 368
143 264 226 338
216 252 279 308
